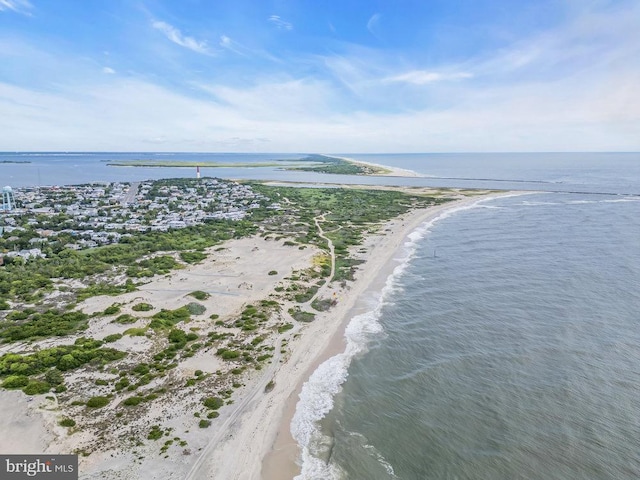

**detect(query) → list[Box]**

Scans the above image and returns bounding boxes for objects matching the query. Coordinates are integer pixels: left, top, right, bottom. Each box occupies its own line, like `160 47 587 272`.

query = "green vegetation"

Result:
0 310 89 343
2 375 29 389
147 425 163 440
189 290 210 301
0 175 456 452
180 251 207 264
103 304 121 315
78 281 136 301
23 380 51 395
123 327 147 336
112 314 137 324
126 255 179 278
132 302 153 312
149 307 190 330
198 419 211 428
216 348 240 360
103 333 123 343
284 155 385 175
277 323 294 333
292 311 315 322
86 396 110 408
59 418 76 427
203 396 224 410
0 338 126 395
122 396 145 406
186 302 206 316
311 298 333 312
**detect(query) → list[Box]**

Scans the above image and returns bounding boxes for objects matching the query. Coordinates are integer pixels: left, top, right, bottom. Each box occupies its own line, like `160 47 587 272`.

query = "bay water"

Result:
2 151 639 479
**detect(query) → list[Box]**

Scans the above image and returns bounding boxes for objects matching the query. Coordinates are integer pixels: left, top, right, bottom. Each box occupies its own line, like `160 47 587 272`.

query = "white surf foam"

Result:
291 194 517 479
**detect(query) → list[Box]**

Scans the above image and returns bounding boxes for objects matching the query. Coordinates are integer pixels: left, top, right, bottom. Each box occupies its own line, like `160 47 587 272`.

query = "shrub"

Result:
113 314 137 325
311 298 333 312
132 364 150 376
103 305 120 315
207 411 219 419
220 350 240 360
168 329 187 344
186 302 206 316
149 307 190 329
123 396 144 406
132 303 153 312
180 251 207 264
22 381 51 395
86 396 110 408
277 323 294 333
95 379 109 386
268 270 277 276
45 369 64 385
123 328 147 336
203 397 224 410
198 419 211 428
292 311 315 322
103 333 123 343
2 375 29 389
189 291 210 301
147 425 163 440
59 418 76 427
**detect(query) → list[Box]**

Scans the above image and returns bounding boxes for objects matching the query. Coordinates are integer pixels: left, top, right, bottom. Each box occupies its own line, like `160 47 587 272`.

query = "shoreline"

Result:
197 192 513 480
331 155 423 178
0 182 518 479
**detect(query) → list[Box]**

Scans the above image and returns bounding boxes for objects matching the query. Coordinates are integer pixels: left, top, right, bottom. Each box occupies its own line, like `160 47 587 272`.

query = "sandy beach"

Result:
194 193 504 480
333 156 423 177
0 190 508 480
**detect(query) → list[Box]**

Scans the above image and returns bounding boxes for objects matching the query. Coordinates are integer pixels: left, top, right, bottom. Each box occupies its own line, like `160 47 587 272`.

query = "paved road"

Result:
121 181 140 205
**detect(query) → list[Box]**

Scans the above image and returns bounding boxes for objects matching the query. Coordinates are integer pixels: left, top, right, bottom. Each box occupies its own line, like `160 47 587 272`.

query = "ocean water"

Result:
3 151 639 478
291 157 640 479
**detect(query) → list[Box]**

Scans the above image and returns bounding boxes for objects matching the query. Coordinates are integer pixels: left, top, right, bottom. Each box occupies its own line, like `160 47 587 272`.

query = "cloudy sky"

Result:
0 0 638 152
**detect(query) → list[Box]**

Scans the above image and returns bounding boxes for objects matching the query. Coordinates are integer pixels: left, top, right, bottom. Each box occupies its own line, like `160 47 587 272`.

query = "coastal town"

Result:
0 172 468 479
1 179 279 262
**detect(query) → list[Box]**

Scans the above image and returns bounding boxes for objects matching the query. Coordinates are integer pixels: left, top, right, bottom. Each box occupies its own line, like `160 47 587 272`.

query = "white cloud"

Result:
219 35 246 56
385 70 473 85
1 2 639 152
152 20 211 55
102 67 116 74
0 0 32 15
367 13 381 37
268 15 293 31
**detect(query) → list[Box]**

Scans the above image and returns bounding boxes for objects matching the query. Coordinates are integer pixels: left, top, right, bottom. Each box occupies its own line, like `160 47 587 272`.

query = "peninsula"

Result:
0 176 500 479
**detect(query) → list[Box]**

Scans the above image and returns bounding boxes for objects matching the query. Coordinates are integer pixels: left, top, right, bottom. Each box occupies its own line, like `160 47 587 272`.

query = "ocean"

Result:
290 153 640 479
3 151 639 479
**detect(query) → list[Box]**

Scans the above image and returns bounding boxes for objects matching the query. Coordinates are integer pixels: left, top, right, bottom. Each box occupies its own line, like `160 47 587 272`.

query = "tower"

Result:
2 186 15 212
196 166 201 179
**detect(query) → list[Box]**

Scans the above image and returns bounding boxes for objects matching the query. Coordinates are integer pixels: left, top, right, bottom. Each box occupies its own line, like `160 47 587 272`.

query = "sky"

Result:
0 0 638 152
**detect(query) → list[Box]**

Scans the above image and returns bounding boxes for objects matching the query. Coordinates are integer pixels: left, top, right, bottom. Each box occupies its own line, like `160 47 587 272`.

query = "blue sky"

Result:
0 0 638 152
